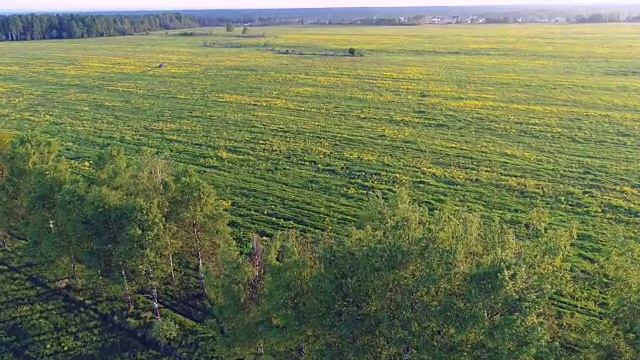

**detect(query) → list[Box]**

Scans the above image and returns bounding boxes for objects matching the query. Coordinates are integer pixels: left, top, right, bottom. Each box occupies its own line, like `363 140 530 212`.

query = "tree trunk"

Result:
1 235 6 250
148 264 161 320
152 287 161 320
121 268 132 311
197 250 206 294
98 269 104 292
403 343 410 360
193 222 206 294
169 253 175 283
71 258 77 280
252 234 261 278
258 339 264 355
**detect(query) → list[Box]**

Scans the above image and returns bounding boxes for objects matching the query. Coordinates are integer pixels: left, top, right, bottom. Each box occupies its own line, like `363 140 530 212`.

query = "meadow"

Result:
1 24 639 357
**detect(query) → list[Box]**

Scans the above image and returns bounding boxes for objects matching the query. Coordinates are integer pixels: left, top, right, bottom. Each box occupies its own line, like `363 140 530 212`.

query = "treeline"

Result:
574 13 634 23
0 13 199 41
2 10 640 42
197 16 289 27
0 133 638 358
181 5 640 25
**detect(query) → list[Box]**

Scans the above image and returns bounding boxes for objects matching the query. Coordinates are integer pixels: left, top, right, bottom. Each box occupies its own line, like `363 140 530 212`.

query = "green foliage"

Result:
134 154 178 282
55 177 90 277
207 233 254 355
151 318 180 345
23 155 71 265
226 22 235 33
0 135 231 323
0 131 12 153
242 26 249 35
348 47 356 56
0 134 60 238
0 132 15 245
574 13 623 23
604 237 640 358
0 13 200 41
0 131 637 358
168 168 232 290
214 190 575 358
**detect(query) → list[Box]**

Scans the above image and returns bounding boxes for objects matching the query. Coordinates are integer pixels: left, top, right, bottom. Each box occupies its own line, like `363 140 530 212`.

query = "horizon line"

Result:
2 3 637 14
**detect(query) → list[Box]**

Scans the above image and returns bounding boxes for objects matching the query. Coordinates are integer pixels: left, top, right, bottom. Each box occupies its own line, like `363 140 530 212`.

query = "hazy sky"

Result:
2 1 635 12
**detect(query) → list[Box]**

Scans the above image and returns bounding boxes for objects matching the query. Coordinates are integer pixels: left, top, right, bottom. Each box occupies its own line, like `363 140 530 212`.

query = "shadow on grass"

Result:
0 256 177 359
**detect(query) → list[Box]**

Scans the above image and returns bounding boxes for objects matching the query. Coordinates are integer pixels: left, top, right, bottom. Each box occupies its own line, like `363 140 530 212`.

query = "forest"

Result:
0 13 199 41
0 131 638 358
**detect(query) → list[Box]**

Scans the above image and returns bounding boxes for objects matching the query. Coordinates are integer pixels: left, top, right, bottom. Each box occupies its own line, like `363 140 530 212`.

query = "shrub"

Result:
151 318 180 346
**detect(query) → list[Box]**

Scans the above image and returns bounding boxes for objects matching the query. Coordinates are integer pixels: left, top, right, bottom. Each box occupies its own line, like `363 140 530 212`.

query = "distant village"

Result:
230 12 638 27
305 15 569 25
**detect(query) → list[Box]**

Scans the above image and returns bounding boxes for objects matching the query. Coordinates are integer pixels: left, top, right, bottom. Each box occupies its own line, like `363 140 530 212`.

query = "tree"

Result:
604 235 640 358
0 131 12 181
54 177 90 280
22 155 72 273
207 232 257 357
134 155 176 283
168 168 231 294
0 134 60 254
214 190 575 359
9 16 23 41
130 153 176 320
82 147 168 319
226 22 235 33
81 184 130 309
242 26 249 35
151 317 180 346
69 21 83 39
0 132 14 249
348 47 357 56
0 13 200 42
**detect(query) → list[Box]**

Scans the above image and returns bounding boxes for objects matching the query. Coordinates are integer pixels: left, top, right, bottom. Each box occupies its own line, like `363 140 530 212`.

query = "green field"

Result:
1 24 639 357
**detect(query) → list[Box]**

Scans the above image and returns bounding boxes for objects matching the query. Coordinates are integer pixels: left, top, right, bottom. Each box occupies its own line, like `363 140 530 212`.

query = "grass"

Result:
0 24 639 354
0 240 210 359
0 242 164 359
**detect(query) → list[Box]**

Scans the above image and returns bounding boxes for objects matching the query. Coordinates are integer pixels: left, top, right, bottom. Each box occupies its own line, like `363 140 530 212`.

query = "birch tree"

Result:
23 156 73 274
168 168 231 294
54 177 90 280
0 131 14 250
0 134 59 253
83 147 168 318
215 190 575 359
134 154 177 285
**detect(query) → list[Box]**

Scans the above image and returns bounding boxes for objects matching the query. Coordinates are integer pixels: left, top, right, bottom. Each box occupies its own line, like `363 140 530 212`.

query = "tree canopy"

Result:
0 134 637 359
213 191 578 359
0 13 199 41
